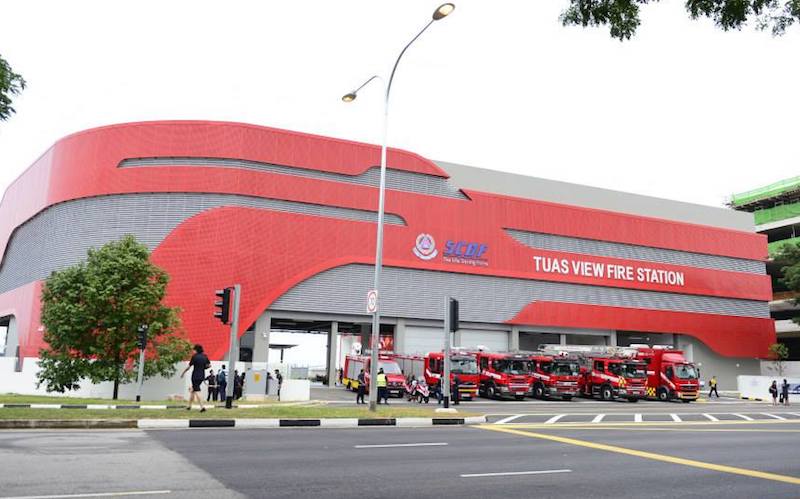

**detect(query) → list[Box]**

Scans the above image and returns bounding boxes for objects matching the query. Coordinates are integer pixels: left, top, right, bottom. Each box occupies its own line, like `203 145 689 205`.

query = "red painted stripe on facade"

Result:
507 301 775 358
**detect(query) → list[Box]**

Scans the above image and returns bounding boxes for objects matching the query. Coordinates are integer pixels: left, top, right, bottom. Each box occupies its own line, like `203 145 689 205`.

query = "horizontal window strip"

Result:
272 264 769 321
0 193 403 294
120 157 466 199
506 229 765 275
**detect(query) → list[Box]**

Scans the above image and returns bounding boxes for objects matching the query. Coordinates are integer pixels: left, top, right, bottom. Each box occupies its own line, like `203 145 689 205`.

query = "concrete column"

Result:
453 329 463 348
560 333 567 346
607 331 618 347
359 323 370 355
394 318 406 354
326 322 338 386
253 312 271 367
509 326 520 352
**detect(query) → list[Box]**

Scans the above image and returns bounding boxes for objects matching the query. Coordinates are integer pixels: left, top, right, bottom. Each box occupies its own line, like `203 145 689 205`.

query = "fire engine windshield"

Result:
674 364 699 379
551 361 580 376
450 357 478 375
494 359 532 375
621 363 646 378
378 361 402 375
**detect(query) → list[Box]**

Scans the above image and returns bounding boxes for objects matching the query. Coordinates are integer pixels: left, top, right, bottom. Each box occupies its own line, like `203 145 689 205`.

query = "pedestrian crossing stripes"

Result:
489 411 800 425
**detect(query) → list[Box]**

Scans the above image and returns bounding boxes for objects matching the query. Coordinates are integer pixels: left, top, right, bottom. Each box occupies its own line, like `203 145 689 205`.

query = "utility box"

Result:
245 369 268 399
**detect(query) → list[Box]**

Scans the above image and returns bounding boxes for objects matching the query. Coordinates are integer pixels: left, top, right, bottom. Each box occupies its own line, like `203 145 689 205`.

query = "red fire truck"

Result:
528 354 580 401
577 351 647 402
342 354 406 397
394 352 479 400
635 346 700 402
475 352 533 400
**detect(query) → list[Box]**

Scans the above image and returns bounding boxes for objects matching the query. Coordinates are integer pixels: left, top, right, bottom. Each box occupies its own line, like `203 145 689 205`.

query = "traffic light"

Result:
449 298 459 332
215 288 232 324
138 325 148 350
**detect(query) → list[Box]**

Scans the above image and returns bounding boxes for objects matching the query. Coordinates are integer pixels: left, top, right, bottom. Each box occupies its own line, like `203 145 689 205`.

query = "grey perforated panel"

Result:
270 264 769 321
0 194 403 294
506 229 765 275
120 157 466 199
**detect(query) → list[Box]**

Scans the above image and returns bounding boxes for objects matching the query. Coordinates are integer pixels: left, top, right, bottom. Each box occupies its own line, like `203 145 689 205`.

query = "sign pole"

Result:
135 325 148 403
225 284 242 409
443 296 451 409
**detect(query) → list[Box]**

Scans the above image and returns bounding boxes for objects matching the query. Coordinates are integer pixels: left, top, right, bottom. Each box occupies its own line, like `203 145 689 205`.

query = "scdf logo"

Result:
413 233 438 260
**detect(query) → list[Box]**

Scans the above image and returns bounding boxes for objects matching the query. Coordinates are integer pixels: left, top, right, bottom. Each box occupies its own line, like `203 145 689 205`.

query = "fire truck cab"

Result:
342 354 406 397
635 346 700 402
425 352 479 400
528 354 580 401
475 352 533 400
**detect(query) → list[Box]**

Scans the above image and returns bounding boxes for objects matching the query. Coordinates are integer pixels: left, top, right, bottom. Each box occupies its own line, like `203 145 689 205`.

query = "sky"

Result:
0 0 798 210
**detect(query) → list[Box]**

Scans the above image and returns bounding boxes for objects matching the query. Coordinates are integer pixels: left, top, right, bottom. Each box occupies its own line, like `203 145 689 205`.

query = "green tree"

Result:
560 0 800 40
778 241 800 313
768 342 790 375
0 54 26 121
37 235 191 399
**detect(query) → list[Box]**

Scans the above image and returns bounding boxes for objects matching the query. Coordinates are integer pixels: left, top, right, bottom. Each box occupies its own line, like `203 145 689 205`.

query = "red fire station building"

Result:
0 121 774 391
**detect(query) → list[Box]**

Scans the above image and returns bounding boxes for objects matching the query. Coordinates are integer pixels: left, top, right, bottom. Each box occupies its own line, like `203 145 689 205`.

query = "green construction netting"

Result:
768 236 800 257
731 176 800 207
755 202 800 225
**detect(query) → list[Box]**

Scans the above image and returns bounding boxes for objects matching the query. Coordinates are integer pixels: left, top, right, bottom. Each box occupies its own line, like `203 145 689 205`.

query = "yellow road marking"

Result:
478 424 800 486
500 418 800 429
523 426 800 433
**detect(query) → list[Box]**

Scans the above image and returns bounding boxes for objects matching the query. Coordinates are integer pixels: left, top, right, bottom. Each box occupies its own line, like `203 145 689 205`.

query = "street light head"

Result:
433 3 455 20
342 92 357 103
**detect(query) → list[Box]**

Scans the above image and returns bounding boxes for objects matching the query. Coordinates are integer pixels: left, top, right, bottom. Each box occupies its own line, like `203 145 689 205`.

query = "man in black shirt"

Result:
180 344 209 412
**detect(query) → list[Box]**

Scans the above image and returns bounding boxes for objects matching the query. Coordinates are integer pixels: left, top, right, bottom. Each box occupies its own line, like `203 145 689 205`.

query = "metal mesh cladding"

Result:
0 193 404 294
119 157 467 199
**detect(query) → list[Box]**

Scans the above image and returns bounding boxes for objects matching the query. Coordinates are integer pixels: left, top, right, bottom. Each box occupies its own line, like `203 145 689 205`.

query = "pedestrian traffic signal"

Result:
138 325 148 350
214 288 232 324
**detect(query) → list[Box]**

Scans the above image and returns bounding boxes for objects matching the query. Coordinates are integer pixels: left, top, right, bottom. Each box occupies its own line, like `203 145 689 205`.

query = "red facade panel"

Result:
0 121 774 360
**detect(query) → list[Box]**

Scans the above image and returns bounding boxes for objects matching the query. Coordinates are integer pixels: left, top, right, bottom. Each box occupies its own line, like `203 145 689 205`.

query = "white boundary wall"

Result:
738 375 800 400
0 358 290 401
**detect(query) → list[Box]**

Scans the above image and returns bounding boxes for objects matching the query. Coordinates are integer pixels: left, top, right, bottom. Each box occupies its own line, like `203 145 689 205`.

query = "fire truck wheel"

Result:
601 385 613 401
533 384 545 399
657 388 671 401
486 384 498 399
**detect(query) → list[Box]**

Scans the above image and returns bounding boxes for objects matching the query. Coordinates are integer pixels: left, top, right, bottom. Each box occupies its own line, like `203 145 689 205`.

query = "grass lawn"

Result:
0 404 474 420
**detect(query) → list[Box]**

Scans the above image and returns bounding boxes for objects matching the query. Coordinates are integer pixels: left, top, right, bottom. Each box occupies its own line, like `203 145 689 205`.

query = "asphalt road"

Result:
2 419 799 499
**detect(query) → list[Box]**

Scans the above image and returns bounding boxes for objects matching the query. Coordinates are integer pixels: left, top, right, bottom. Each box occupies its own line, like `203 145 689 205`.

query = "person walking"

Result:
376 368 388 404
432 379 443 405
356 368 366 404
769 380 779 406
782 379 790 406
708 375 719 398
274 369 283 400
206 369 218 402
180 344 210 412
217 364 228 401
451 374 461 405
233 370 242 400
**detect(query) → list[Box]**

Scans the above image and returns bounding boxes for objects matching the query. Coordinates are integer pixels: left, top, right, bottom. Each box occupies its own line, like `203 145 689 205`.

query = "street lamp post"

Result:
342 3 455 412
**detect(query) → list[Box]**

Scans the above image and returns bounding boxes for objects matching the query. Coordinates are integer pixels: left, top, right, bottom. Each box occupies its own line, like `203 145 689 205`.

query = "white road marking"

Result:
733 413 754 421
461 469 572 478
670 414 682 422
761 413 786 420
545 414 567 424
592 414 605 423
2 491 171 499
495 414 525 424
634 414 643 423
702 413 719 422
354 442 448 449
